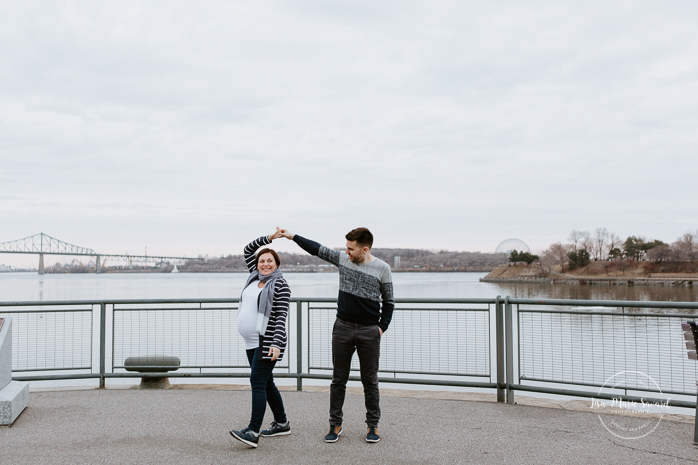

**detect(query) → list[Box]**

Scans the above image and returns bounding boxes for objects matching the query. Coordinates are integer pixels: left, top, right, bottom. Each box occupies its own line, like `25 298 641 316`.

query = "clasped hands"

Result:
268 227 294 241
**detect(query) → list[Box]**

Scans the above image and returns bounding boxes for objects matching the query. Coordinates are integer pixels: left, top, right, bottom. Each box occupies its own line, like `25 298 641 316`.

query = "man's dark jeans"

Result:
330 318 381 428
246 347 287 433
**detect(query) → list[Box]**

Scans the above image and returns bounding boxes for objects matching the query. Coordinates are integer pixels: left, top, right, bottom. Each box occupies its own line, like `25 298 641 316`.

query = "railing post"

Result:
495 296 505 403
693 390 698 445
99 303 106 389
505 297 515 404
296 301 303 392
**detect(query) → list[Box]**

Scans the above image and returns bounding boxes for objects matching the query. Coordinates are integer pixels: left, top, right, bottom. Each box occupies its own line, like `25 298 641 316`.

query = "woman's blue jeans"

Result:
246 347 287 433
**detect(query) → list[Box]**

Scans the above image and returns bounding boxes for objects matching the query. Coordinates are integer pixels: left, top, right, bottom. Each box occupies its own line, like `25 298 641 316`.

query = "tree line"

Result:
39 228 698 275
538 228 698 273
180 248 509 272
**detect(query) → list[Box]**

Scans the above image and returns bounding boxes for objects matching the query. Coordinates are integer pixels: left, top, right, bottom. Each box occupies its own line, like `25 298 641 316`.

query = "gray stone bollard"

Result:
1 318 30 426
124 355 181 389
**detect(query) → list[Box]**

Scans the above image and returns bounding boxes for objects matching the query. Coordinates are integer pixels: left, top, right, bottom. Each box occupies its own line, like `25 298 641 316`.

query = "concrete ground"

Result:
1 385 697 464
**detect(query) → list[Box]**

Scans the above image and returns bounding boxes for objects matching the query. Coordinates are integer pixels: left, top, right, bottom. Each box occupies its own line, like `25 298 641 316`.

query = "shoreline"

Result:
482 263 698 287
481 276 697 286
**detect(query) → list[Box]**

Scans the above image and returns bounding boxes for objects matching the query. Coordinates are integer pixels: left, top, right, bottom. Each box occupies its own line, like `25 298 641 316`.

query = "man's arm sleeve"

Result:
378 270 395 332
293 235 341 266
292 235 322 256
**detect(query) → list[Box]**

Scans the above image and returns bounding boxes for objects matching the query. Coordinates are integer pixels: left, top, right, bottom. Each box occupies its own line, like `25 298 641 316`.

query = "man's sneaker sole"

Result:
366 436 380 443
229 430 259 448
261 430 291 437
325 427 343 443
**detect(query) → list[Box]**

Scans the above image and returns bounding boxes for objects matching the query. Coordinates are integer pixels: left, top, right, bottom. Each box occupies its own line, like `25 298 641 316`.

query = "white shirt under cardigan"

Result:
241 236 291 361
238 281 263 350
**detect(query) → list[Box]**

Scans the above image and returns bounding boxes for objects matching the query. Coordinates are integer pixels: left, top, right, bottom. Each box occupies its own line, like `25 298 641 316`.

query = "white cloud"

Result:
1 1 697 268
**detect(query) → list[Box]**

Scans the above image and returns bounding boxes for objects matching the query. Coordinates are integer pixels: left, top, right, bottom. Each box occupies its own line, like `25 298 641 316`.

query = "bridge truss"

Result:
0 233 200 274
0 233 97 256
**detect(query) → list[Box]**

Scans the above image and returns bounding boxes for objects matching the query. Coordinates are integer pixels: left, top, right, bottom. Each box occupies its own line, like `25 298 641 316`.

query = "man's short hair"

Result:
346 227 373 249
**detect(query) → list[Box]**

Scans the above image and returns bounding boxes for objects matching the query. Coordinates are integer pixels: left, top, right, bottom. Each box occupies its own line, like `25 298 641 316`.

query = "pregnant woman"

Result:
230 229 291 448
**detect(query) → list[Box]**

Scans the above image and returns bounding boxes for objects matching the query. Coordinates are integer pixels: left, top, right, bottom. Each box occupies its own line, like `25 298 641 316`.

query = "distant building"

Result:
394 256 401 270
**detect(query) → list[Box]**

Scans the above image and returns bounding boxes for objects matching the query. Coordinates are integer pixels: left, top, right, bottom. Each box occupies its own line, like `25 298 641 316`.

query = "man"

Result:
279 227 394 443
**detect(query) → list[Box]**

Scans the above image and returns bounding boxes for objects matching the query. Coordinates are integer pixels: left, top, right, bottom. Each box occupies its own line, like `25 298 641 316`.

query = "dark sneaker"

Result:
230 427 259 448
366 426 380 443
324 425 343 443
261 421 291 437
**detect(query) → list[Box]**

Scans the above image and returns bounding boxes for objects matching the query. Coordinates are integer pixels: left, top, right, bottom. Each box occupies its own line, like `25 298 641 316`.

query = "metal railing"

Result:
504 298 698 408
2 297 697 407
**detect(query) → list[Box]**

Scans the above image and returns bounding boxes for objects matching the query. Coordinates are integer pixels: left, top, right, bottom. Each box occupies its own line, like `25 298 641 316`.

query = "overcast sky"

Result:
1 1 697 267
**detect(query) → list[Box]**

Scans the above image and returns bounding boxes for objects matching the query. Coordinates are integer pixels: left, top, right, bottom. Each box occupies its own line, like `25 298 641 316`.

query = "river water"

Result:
1 271 697 303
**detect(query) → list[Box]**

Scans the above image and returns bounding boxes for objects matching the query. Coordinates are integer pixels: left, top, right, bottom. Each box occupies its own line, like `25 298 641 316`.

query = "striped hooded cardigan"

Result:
243 236 291 361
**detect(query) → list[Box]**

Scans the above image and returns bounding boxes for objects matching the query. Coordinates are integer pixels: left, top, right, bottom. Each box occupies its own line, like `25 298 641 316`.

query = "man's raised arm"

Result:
279 228 340 266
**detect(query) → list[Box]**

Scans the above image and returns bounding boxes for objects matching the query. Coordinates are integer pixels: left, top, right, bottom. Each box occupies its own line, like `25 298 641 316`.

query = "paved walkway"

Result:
1 385 697 464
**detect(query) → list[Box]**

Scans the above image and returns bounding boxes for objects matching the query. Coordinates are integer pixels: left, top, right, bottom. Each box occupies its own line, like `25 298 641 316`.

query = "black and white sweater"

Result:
243 236 291 361
293 235 395 332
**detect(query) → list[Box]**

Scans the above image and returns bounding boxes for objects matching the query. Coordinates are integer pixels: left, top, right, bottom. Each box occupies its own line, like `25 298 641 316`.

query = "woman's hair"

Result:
256 248 281 268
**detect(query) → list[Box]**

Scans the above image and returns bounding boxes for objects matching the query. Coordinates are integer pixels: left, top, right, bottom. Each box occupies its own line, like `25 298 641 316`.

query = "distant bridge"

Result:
0 233 202 274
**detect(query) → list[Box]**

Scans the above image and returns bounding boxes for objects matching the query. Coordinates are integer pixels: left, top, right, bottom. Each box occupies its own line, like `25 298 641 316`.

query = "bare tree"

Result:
541 242 570 274
580 231 592 256
647 244 671 262
671 232 697 261
592 228 609 261
568 230 583 252
617 259 631 275
539 251 555 275
606 233 622 259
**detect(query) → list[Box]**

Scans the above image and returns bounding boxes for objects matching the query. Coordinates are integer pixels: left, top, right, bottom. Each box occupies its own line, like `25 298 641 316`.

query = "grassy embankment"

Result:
484 261 698 282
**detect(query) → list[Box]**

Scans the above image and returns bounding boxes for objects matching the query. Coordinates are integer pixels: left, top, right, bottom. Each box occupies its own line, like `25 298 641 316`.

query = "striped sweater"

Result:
293 235 395 332
243 236 291 361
